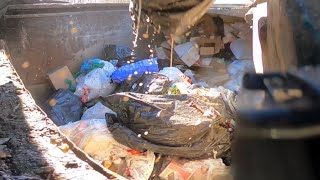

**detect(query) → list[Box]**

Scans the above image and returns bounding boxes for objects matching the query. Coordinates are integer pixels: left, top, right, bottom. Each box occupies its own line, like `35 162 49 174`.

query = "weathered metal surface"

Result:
1 3 132 86
267 0 320 72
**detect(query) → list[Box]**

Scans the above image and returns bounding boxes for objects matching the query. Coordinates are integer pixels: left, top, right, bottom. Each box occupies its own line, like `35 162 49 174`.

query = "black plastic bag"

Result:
121 73 171 95
104 45 132 61
44 89 82 126
104 92 235 158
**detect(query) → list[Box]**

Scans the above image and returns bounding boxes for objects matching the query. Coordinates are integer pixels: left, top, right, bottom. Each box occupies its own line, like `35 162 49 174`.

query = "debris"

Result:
161 41 171 49
198 14 218 38
50 135 62 144
36 166 55 174
184 69 196 83
169 82 192 95
244 7 254 25
174 42 200 67
211 58 227 73
47 66 76 91
197 36 224 56
190 36 201 43
223 24 237 44
124 151 155 180
159 67 186 83
155 46 169 59
193 58 213 68
111 58 159 83
44 89 83 126
65 161 79 168
104 44 132 61
230 22 252 40
121 73 171 95
200 47 215 56
58 143 70 153
226 60 255 77
105 92 235 158
230 39 253 60
159 158 231 180
195 66 230 87
74 60 117 103
0 138 10 145
76 59 107 77
102 159 112 169
59 119 155 180
81 102 116 120
224 60 255 92
59 119 131 161
159 161 193 180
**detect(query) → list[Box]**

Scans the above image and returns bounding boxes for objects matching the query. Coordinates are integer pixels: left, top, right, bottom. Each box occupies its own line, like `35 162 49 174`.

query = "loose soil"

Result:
0 44 108 179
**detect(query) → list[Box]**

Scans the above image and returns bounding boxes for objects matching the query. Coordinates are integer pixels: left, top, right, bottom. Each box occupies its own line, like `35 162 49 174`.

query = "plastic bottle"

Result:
111 58 159 83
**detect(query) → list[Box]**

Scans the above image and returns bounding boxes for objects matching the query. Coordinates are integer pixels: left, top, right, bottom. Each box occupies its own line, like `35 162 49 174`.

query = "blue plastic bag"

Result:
78 59 105 76
111 58 159 83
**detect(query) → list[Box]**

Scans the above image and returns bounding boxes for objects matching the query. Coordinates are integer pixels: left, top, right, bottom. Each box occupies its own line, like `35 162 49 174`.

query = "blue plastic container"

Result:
111 58 159 82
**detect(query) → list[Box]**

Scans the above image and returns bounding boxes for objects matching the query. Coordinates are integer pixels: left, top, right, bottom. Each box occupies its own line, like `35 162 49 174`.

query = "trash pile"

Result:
42 14 254 180
154 14 255 93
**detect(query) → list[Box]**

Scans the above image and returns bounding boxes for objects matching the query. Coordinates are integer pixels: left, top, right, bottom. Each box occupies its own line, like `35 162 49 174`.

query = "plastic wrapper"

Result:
121 73 171 95
124 151 155 180
230 39 253 60
224 60 254 92
59 119 155 180
159 158 231 180
77 59 105 76
159 67 186 83
81 102 116 120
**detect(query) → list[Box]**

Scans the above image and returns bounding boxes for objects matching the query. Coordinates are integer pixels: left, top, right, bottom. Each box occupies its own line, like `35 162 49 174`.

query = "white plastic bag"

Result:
81 102 116 120
224 60 254 92
159 67 185 83
59 119 130 160
74 61 117 102
227 60 254 77
59 119 156 180
230 39 253 60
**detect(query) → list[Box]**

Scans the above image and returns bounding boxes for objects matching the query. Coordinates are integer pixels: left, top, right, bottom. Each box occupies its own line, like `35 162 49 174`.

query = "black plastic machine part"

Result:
233 72 320 180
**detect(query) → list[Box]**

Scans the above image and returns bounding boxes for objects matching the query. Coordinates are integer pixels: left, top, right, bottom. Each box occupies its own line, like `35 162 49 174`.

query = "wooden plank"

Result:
266 0 297 72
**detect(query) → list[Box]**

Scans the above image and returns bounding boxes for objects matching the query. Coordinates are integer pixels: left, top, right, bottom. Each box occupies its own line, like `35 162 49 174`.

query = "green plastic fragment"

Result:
65 79 76 92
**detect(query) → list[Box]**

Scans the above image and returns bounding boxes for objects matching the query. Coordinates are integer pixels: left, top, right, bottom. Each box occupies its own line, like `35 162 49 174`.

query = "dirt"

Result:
0 47 108 179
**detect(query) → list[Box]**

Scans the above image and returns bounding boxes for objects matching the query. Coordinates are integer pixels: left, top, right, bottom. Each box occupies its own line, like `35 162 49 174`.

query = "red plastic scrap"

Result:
127 149 141 155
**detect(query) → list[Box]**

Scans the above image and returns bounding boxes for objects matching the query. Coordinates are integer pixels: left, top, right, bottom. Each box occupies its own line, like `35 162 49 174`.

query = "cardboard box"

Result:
174 42 200 67
200 47 215 56
48 66 75 90
196 36 224 55
159 161 193 180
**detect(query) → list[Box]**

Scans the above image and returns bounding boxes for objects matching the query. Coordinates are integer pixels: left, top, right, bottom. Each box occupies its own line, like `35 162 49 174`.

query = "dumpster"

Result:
0 0 254 179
